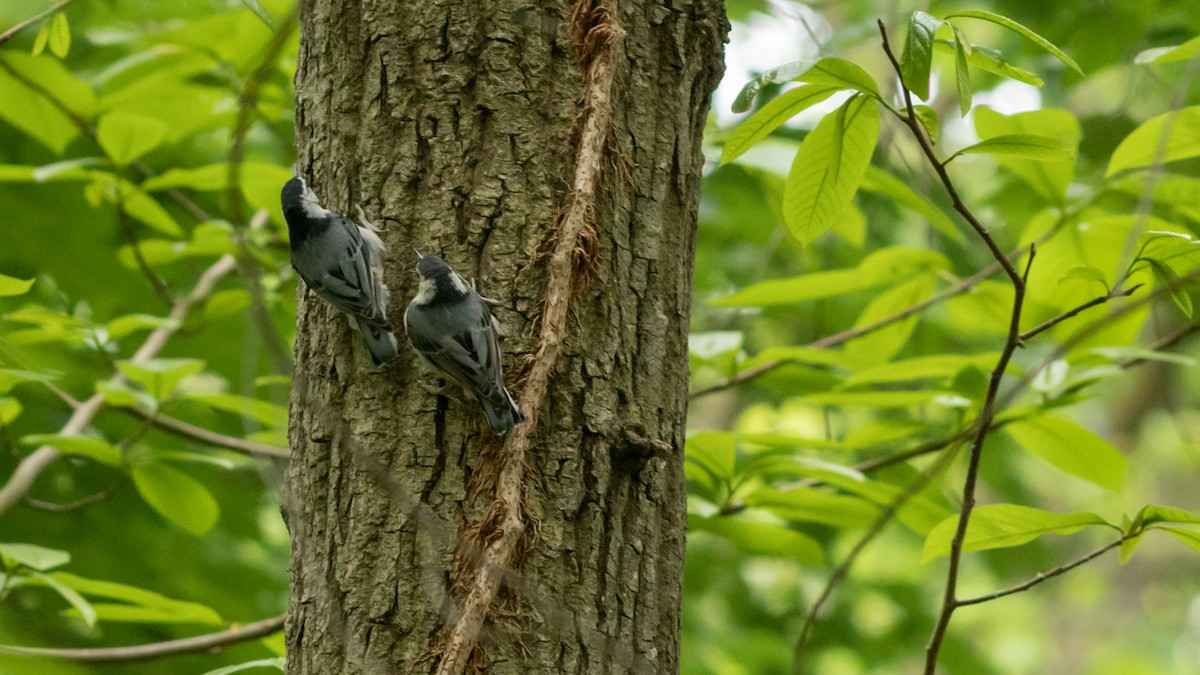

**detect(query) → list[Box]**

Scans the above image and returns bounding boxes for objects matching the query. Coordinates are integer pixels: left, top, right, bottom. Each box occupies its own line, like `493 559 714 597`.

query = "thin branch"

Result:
225 6 300 375
690 251 1021 399
24 486 116 512
0 255 237 518
793 444 962 672
0 0 80 49
118 406 289 459
116 200 174 307
876 21 1030 674
0 615 284 663
956 537 1127 607
1018 284 1142 343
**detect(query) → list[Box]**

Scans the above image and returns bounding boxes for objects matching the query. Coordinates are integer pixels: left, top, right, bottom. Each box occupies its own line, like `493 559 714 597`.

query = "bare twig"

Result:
434 2 622 672
1018 284 1142 343
691 246 1031 399
118 406 289 459
0 0 80 49
956 537 1127 607
226 6 300 375
0 255 238 518
116 202 174 307
0 615 284 663
793 444 962 672
876 21 1030 674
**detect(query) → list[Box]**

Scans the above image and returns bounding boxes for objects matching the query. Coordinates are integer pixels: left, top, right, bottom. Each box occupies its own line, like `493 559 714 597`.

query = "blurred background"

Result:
0 0 1198 673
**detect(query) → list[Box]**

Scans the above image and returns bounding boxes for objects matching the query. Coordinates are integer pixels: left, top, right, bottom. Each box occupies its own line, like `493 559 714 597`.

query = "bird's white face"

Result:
412 276 438 305
296 179 329 220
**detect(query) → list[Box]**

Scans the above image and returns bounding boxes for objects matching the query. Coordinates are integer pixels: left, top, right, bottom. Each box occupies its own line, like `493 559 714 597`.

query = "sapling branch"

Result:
878 20 1032 674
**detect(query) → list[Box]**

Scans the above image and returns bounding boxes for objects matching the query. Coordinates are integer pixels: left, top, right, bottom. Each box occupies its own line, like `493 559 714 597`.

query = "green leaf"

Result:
132 463 220 535
1134 35 1200 64
721 84 839 165
73 602 223 625
97 111 170 166
1089 347 1195 367
732 58 881 113
844 272 936 365
0 274 34 296
32 22 50 56
29 571 95 627
106 314 179 340
712 247 946 307
859 167 963 242
21 434 123 467
190 393 288 428
203 659 287 675
50 572 206 610
0 53 95 154
1140 504 1200 526
783 95 880 245
1159 527 1200 555
953 133 1074 162
1004 415 1127 490
952 27 973 116
900 11 943 100
945 9 1083 75
117 358 206 400
685 432 736 482
795 58 881 100
934 41 1044 86
710 268 881 306
744 487 879 528
0 368 59 394
118 179 183 236
801 389 952 408
0 397 22 424
689 515 824 565
1058 266 1109 291
95 381 157 409
0 543 70 571
840 353 1001 388
1107 107 1200 176
732 60 818 112
913 105 940 142
236 0 276 28
1147 259 1194 318
922 504 1111 562
48 12 71 59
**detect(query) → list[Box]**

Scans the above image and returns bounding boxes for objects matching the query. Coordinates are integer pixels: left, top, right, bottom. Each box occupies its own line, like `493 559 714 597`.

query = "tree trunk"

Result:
282 1 726 673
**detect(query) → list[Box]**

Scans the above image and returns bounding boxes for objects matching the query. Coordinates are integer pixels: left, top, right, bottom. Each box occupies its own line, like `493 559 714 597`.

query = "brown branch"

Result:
1018 284 1141 343
690 246 1030 399
876 21 1030 674
0 0 80 49
0 255 238 518
793 444 963 672
956 537 1127 607
434 1 622 672
225 6 300 375
118 406 289 459
0 614 284 664
116 201 174 307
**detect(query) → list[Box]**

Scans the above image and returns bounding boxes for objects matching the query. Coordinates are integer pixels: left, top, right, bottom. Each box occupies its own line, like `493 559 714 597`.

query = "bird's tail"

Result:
477 387 524 435
356 318 399 365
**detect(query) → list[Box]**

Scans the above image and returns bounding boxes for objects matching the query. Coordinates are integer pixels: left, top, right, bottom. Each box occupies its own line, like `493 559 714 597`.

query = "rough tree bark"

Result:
283 1 726 673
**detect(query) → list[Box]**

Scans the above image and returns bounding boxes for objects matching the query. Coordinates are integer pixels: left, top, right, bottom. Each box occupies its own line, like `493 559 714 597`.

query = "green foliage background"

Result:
0 0 1198 674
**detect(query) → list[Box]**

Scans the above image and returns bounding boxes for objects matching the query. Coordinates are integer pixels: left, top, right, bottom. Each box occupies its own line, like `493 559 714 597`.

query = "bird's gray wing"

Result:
410 303 507 402
306 216 388 329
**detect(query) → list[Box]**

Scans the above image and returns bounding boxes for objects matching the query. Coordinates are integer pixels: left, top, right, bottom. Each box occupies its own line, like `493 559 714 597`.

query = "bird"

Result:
280 175 399 365
404 253 524 435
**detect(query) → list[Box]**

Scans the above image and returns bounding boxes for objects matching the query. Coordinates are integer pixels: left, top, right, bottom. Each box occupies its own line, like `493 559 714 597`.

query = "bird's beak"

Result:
292 163 300 179
414 249 424 260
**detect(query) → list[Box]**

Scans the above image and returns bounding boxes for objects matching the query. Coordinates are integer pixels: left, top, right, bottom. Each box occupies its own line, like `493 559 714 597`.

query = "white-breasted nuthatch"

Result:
404 253 524 435
280 176 399 365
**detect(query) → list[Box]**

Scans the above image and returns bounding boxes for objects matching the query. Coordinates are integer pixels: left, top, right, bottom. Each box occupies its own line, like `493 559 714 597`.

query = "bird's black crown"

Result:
416 256 453 280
